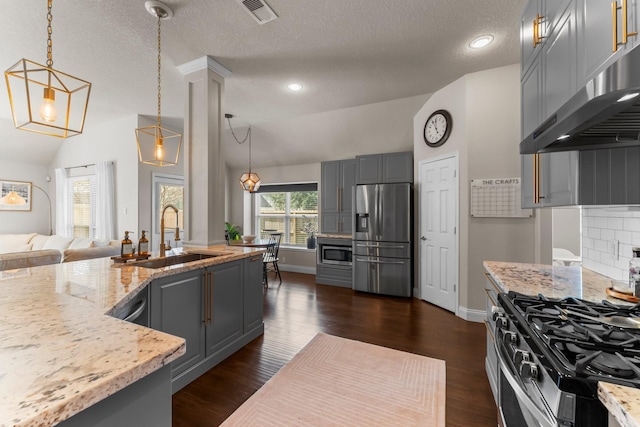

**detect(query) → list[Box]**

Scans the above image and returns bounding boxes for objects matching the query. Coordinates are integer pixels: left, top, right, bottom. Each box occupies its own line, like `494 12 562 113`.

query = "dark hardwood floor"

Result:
172 272 496 427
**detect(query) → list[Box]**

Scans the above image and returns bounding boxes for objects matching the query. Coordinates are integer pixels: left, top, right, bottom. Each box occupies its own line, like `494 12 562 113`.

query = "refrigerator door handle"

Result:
355 257 405 265
355 243 405 249
377 185 382 240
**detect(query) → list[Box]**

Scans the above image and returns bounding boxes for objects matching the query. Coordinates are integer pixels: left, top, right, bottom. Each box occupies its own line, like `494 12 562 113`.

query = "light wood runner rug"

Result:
220 332 446 426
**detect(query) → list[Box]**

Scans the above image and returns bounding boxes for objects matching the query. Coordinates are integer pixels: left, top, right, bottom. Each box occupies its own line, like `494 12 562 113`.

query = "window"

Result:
152 173 184 250
67 172 96 238
254 183 318 247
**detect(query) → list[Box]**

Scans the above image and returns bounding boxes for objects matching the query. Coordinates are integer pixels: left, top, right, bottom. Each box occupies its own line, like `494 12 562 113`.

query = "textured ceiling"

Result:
0 0 526 167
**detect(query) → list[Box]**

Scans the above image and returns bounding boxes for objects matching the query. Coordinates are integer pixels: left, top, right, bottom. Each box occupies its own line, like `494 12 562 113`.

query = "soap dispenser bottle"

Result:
121 231 134 258
631 247 640 296
139 230 149 255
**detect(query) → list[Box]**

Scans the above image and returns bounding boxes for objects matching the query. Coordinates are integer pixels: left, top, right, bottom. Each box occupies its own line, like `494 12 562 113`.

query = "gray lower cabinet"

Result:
484 270 502 405
150 257 264 393
244 254 264 331
150 269 205 377
205 260 243 356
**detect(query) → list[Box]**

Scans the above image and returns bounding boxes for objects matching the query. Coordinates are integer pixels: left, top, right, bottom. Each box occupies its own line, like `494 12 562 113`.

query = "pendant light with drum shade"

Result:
226 114 261 192
4 0 92 138
135 1 182 167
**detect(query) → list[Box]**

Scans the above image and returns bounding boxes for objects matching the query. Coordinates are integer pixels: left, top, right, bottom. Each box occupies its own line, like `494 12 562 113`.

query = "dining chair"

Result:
263 232 282 287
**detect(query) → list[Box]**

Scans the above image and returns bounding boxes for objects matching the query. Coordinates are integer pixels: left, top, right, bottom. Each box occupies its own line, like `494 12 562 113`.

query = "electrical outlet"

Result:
609 239 619 260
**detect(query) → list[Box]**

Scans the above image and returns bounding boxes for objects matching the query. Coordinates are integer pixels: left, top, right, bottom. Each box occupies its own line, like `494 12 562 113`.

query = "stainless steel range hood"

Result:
520 43 640 154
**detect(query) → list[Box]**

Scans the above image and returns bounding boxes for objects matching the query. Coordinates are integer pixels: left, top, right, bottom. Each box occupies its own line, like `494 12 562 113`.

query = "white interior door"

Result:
419 154 458 313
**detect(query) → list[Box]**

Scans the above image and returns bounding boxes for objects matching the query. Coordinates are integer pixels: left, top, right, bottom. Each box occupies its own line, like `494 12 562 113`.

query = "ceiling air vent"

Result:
235 0 278 25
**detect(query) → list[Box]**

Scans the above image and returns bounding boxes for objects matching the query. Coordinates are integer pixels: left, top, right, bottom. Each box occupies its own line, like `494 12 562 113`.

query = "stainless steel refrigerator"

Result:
352 183 412 297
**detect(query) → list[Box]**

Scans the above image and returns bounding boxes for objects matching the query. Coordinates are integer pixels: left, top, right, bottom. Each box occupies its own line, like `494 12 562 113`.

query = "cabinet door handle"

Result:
533 14 545 48
203 271 208 324
622 0 638 43
336 187 340 211
613 0 638 52
209 271 213 324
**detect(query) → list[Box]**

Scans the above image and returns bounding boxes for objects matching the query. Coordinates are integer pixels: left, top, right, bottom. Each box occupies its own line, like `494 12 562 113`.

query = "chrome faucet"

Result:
160 204 180 257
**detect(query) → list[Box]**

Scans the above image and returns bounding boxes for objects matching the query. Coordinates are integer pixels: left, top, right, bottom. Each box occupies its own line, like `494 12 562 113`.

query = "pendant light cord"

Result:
157 14 162 128
46 0 53 68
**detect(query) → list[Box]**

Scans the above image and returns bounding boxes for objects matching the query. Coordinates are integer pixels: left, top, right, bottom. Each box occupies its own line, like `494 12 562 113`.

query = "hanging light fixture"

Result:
4 0 92 138
135 1 182 167
226 114 261 192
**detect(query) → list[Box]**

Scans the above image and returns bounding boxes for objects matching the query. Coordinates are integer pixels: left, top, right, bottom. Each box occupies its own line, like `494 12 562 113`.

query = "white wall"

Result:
413 64 536 315
582 207 640 280
0 159 52 235
50 115 139 240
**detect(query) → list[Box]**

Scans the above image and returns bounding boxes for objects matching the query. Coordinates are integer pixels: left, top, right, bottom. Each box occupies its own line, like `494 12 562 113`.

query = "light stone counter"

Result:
316 233 352 239
483 261 640 427
0 244 263 427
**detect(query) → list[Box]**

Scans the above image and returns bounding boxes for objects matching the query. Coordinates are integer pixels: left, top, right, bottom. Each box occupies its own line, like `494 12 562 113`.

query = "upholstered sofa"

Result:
0 233 120 271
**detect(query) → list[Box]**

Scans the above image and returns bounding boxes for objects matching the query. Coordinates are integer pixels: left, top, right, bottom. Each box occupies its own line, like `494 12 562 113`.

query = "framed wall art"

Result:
0 180 32 211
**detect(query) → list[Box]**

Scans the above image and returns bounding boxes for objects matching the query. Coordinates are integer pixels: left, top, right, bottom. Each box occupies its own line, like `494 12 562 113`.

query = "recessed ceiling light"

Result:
287 83 303 91
469 35 494 49
557 134 571 140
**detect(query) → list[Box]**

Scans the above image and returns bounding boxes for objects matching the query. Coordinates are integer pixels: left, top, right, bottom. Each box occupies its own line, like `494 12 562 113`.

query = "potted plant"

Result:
225 222 242 242
302 218 317 249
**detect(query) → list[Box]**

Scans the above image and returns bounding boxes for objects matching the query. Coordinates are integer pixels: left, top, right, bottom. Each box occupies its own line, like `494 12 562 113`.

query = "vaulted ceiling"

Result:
0 0 526 168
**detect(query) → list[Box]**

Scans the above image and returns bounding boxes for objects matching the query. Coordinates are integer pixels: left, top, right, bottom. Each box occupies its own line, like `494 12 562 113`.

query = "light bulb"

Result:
155 139 165 161
39 88 57 123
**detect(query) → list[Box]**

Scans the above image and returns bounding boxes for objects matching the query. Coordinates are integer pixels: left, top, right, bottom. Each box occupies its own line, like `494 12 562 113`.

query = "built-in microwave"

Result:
319 244 352 266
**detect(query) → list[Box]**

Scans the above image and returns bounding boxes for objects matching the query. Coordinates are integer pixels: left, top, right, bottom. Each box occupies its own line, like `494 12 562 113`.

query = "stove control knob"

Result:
495 316 509 328
514 349 530 365
491 306 503 315
502 331 519 345
520 361 539 380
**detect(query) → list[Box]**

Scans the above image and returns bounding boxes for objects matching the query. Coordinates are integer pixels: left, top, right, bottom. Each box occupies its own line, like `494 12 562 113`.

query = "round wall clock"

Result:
423 110 452 147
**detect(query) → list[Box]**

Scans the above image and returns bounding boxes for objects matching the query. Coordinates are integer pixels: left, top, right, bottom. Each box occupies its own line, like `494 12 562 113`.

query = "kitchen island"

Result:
0 245 263 427
484 261 640 427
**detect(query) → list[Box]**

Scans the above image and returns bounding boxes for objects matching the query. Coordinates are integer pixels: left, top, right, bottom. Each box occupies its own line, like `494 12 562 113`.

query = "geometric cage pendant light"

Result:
4 0 92 138
136 1 182 167
225 114 261 192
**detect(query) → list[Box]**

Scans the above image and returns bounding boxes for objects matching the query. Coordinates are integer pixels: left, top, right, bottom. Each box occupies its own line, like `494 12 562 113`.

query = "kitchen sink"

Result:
122 252 231 269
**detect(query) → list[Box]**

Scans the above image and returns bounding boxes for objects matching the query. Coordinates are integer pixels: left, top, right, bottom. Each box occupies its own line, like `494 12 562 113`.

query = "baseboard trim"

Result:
458 306 485 323
279 264 316 275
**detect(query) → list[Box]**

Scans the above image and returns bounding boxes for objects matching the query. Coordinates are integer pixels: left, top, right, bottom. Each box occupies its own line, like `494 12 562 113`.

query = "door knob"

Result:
421 236 427 241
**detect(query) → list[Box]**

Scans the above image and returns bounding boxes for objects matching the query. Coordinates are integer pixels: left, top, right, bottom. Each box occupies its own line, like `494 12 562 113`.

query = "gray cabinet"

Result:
149 257 264 392
578 0 639 84
205 260 244 357
243 254 263 332
355 152 413 184
150 269 205 377
521 151 579 208
521 0 577 139
321 159 355 234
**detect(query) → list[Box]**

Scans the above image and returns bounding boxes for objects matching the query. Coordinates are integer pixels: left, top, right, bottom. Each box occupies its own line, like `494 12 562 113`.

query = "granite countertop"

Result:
0 244 263 427
483 261 639 427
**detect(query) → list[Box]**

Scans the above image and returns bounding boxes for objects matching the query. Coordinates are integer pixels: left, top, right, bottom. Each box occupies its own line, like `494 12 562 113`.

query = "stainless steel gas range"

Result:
488 290 640 427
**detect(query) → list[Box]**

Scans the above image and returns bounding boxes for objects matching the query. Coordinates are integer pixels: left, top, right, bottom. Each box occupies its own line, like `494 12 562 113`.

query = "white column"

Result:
178 56 232 246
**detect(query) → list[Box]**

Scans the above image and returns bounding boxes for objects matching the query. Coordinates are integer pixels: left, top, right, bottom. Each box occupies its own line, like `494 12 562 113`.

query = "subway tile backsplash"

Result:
582 207 640 280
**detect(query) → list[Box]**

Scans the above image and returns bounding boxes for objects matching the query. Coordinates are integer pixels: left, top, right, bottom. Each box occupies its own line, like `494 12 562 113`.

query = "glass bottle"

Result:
630 247 640 296
121 231 134 258
139 230 149 255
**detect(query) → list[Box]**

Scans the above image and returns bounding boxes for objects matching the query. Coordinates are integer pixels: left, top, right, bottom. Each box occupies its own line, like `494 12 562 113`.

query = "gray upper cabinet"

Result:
521 151 579 208
321 159 355 234
355 152 413 185
521 0 577 140
579 0 639 84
